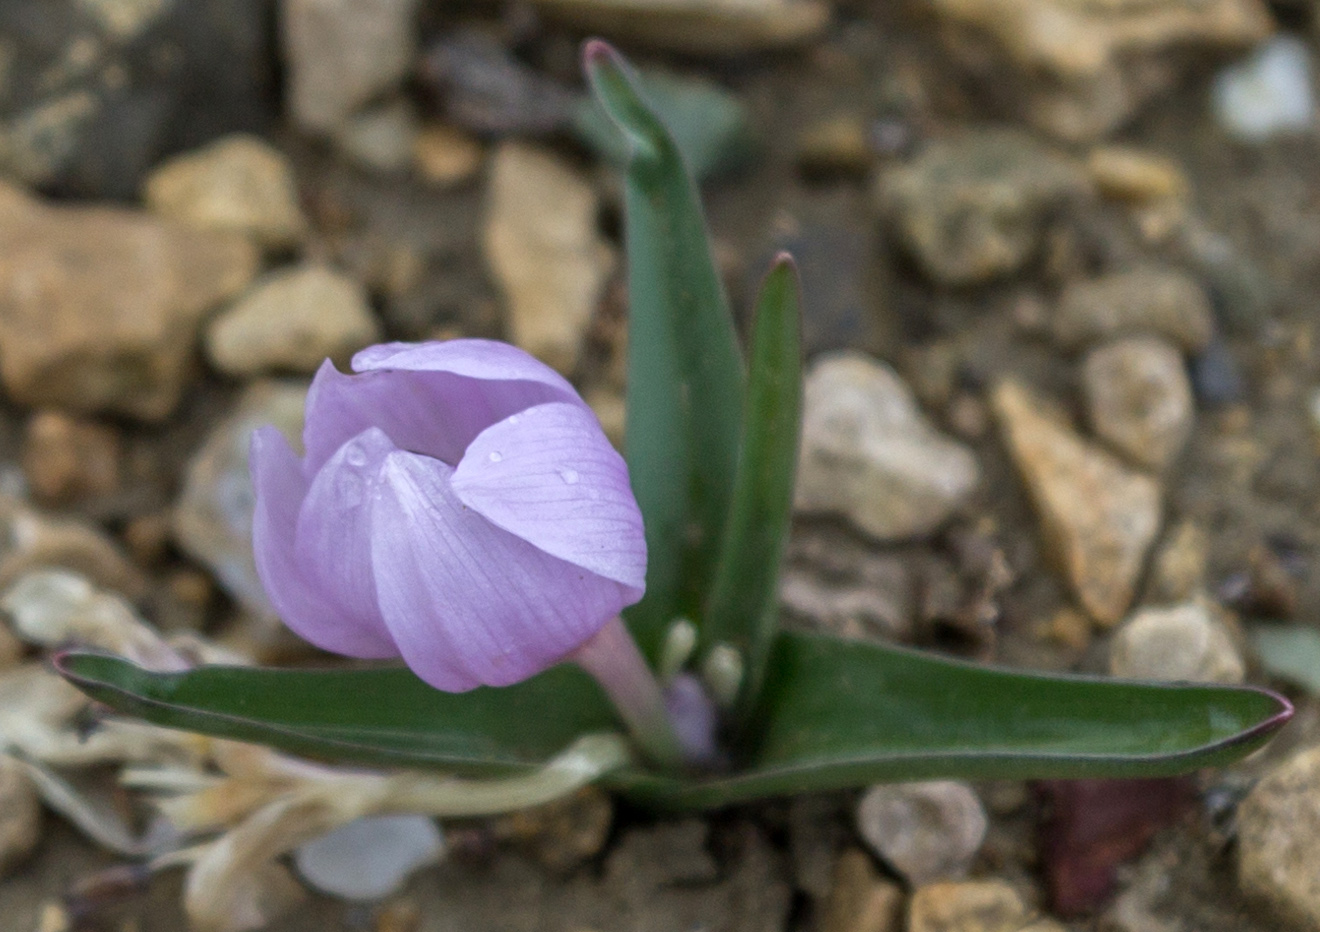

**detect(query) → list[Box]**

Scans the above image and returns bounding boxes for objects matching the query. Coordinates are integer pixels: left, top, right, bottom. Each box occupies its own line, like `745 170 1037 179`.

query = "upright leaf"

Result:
701 255 802 717
584 41 744 658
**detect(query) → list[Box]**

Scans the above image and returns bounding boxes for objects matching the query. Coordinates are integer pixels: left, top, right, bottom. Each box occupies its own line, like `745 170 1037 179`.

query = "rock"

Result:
817 848 903 932
283 0 418 133
294 815 444 901
796 353 980 541
483 143 615 374
526 0 828 54
418 31 578 137
1212 36 1315 141
1109 599 1245 683
0 496 146 599
1082 337 1194 472
20 411 121 507
1053 268 1214 353
1086 147 1188 206
1147 519 1208 603
992 381 1161 626
855 782 987 885
797 116 873 180
412 124 483 188
333 100 418 174
0 0 278 199
205 265 381 376
928 0 1272 141
1189 337 1246 406
779 551 913 642
1238 745 1320 929
788 794 848 900
143 134 308 250
491 787 613 874
907 880 1028 932
880 130 1087 286
0 755 40 877
0 182 259 420
173 381 308 620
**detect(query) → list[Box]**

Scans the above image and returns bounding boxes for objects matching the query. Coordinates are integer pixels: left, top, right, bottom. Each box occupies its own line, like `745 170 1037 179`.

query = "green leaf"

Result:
573 68 756 182
584 41 745 658
701 256 803 716
615 631 1293 809
1251 624 1320 694
58 631 1291 812
57 651 621 775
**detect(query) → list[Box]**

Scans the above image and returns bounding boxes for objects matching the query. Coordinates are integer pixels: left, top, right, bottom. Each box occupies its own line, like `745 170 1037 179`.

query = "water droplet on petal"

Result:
488 451 503 463
559 469 579 485
344 443 368 467
507 413 521 425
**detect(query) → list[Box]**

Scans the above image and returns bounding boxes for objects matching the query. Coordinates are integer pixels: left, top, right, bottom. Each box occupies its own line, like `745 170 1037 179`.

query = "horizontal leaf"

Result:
584 41 744 659
57 651 620 775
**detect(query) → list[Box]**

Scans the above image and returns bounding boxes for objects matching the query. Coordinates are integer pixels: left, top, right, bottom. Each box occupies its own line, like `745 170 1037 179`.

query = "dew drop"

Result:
559 469 579 485
508 413 521 425
344 444 368 467
488 451 503 463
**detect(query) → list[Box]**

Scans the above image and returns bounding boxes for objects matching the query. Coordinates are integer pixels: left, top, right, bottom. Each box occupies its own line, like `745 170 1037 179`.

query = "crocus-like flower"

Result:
249 340 648 693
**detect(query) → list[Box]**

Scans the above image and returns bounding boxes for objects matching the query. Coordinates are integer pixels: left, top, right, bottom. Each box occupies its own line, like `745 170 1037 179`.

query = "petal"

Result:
371 451 632 691
294 428 397 651
451 402 646 596
303 340 585 476
250 426 397 659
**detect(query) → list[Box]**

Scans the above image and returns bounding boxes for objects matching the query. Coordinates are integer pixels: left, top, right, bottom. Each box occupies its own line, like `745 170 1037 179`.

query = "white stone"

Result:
294 814 444 901
1109 599 1244 683
796 352 980 540
1213 36 1315 141
856 782 987 884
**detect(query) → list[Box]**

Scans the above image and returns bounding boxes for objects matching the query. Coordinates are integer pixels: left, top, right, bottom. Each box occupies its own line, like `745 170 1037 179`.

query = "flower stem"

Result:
570 616 690 771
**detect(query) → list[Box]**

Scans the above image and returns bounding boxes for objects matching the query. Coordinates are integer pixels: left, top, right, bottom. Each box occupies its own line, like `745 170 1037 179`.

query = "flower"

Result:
250 340 647 692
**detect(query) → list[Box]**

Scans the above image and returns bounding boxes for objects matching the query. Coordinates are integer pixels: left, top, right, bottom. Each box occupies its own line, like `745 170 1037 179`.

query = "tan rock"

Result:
144 134 308 249
0 495 146 600
797 353 980 541
1082 336 1194 471
856 782 987 885
1147 519 1208 603
0 755 40 877
992 380 1161 625
1054 267 1214 352
818 849 903 932
528 0 827 54
930 0 1272 140
1086 146 1188 205
1109 598 1245 683
1239 745 1320 929
907 880 1028 932
0 182 258 420
20 411 121 506
206 264 381 376
483 143 615 374
413 124 484 187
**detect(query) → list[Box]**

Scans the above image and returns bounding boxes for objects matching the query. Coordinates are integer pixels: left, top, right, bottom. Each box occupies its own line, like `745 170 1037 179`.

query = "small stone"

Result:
992 381 1161 626
879 129 1087 286
797 116 872 179
1190 337 1246 406
0 754 40 877
491 787 613 874
1109 599 1245 683
20 411 121 507
525 0 828 54
295 815 444 901
1086 146 1188 205
1212 36 1315 141
143 134 308 250
1238 745 1320 929
0 496 146 599
779 552 913 642
855 782 987 885
907 880 1028 932
173 381 307 620
483 143 615 374
927 0 1271 141
796 353 980 541
1082 337 1194 472
412 124 483 187
206 265 381 376
0 182 258 420
1053 268 1214 353
1147 519 1208 603
283 0 420 133
334 100 419 174
817 849 903 932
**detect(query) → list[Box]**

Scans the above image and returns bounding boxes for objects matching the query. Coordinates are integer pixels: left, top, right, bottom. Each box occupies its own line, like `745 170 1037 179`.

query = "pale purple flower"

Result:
250 339 647 692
